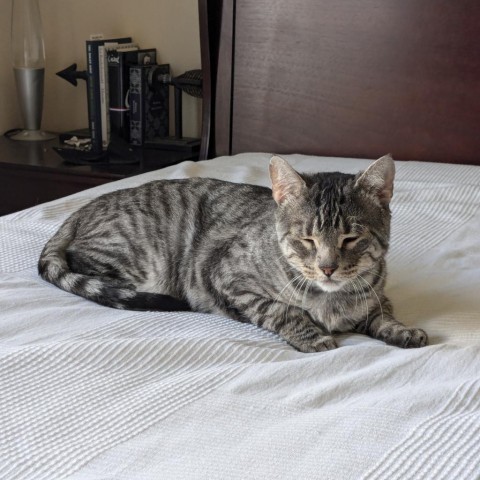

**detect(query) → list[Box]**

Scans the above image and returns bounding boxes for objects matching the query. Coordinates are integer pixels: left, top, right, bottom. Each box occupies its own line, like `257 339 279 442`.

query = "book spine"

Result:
86 37 132 151
107 45 138 140
129 64 170 145
98 45 110 149
107 50 124 139
129 66 144 145
153 64 170 138
86 42 102 153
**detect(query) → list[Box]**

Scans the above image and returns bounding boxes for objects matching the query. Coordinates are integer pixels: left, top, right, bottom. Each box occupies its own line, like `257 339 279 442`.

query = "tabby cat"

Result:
39 154 428 352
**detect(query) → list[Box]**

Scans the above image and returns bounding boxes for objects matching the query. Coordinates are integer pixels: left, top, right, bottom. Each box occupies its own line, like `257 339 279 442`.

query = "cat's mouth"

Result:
300 267 350 292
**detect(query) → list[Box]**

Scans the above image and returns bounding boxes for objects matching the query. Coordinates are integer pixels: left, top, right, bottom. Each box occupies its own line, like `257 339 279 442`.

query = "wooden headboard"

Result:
199 0 480 165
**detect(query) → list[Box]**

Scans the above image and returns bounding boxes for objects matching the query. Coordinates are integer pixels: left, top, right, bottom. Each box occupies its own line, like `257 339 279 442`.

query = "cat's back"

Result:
87 176 271 209
69 177 274 235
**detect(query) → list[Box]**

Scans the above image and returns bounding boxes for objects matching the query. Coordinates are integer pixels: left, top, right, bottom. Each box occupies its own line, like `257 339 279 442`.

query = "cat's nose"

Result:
321 266 337 277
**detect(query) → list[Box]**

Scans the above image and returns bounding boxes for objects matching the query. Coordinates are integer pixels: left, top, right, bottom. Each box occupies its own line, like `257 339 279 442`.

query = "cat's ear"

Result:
269 155 306 205
355 154 395 206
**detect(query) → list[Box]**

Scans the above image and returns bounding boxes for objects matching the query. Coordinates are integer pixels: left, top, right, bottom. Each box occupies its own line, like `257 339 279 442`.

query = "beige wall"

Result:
0 0 201 137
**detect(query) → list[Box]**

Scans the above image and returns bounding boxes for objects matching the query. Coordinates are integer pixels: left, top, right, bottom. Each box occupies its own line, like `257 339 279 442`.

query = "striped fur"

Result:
38 155 428 352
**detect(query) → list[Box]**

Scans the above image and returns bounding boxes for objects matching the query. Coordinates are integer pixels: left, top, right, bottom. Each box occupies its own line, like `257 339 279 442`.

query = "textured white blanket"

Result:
1 154 479 479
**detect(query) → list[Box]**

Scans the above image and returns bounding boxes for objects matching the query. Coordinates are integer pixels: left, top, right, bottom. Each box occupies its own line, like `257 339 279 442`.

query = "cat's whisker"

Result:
357 273 384 325
301 279 312 318
301 278 312 316
352 277 369 330
337 299 347 318
296 277 309 319
285 275 308 322
362 268 387 281
274 274 303 301
273 252 289 265
349 279 360 310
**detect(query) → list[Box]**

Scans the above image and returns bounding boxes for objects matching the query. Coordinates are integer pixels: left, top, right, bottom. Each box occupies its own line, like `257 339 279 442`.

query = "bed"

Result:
1 1 480 479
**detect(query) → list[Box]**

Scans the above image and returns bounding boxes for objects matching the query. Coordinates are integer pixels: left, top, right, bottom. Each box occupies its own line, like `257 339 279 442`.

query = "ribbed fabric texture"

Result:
1 154 479 479
0 313 284 479
361 379 480 480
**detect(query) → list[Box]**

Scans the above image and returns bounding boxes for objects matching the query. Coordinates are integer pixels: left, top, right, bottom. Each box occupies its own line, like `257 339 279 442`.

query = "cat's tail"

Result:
38 218 190 312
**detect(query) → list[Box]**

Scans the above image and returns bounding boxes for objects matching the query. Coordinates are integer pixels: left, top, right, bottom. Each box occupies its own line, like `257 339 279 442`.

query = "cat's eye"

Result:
341 236 360 249
301 238 316 248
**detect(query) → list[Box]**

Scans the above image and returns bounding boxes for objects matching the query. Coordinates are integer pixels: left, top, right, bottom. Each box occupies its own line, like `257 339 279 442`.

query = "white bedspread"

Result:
1 153 479 480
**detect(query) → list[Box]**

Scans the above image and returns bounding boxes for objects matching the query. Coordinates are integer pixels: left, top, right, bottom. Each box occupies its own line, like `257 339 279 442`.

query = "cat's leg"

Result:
360 296 428 348
225 294 337 353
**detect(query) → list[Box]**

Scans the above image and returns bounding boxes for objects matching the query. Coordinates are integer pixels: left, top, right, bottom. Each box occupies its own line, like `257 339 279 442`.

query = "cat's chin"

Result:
315 279 345 293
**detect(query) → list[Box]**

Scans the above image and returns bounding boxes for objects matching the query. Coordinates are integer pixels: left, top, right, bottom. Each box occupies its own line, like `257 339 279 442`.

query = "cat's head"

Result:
269 155 394 292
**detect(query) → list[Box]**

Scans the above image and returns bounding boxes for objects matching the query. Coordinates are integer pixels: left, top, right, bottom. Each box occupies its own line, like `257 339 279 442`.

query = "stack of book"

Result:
85 34 169 153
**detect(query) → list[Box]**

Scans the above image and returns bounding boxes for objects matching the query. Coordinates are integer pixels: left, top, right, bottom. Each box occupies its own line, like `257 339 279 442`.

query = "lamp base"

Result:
10 129 56 141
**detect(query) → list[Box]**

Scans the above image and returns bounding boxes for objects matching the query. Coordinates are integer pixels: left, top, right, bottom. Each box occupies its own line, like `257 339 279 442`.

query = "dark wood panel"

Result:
198 0 224 160
206 0 480 164
213 0 235 158
0 166 111 215
0 136 198 215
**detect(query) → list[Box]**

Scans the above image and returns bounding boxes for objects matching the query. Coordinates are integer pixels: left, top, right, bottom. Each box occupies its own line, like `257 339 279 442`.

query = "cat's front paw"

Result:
382 326 428 348
291 335 338 353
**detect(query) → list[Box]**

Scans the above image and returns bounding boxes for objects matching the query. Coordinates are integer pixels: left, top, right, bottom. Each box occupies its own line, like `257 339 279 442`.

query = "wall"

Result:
0 0 201 137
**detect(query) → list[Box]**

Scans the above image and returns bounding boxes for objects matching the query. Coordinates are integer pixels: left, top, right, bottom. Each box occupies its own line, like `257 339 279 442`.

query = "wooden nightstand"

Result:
0 135 198 215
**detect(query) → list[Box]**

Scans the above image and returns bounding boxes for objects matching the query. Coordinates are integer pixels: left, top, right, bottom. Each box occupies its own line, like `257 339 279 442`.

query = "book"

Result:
86 35 132 152
98 45 110 149
107 48 157 141
100 42 138 148
129 64 169 146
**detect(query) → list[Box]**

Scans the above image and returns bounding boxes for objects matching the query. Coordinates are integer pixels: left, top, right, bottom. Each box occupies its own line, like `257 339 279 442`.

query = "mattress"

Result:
1 153 479 480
